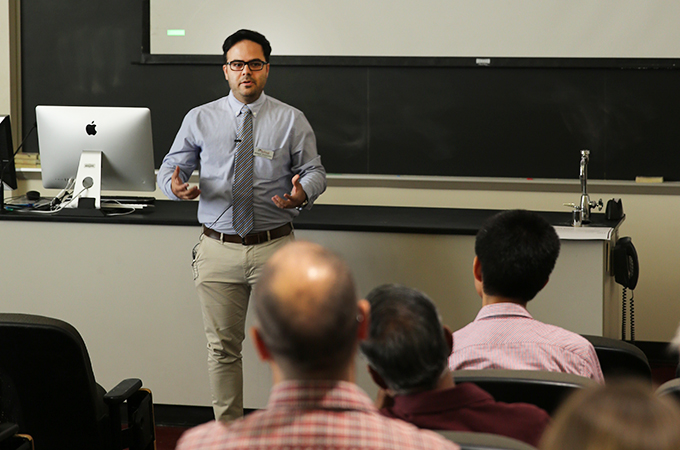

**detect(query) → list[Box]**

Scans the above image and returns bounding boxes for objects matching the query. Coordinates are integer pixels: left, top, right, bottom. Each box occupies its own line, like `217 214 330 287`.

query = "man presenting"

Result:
157 29 326 421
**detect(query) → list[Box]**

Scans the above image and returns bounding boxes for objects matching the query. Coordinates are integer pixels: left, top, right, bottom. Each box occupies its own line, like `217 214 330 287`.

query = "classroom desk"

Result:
0 201 623 408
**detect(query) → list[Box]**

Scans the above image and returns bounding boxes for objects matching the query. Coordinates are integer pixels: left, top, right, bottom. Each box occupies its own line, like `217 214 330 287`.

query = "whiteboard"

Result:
149 0 680 58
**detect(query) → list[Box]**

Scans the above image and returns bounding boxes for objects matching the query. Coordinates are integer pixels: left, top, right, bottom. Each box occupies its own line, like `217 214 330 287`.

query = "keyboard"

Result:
100 202 153 210
101 195 156 205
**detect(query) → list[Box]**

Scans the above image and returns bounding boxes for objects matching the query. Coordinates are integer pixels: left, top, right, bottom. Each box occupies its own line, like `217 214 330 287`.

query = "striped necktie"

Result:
232 105 254 237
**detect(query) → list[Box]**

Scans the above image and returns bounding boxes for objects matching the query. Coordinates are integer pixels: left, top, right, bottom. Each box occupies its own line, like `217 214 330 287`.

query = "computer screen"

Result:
0 115 18 191
36 106 156 207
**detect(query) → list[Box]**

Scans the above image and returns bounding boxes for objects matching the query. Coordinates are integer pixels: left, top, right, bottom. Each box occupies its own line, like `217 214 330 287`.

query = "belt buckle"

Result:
241 235 247 245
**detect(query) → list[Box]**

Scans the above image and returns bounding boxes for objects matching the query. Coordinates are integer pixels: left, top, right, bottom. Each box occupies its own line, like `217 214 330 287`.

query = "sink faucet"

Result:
579 150 602 223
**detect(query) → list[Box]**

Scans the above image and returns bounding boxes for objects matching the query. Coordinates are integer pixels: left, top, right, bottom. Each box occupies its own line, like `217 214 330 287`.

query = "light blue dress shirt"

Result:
158 92 327 233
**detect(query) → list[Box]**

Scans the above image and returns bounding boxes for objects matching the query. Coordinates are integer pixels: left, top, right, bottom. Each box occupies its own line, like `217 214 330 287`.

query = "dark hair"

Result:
540 380 680 450
360 284 450 394
253 245 358 376
475 209 560 302
222 29 272 64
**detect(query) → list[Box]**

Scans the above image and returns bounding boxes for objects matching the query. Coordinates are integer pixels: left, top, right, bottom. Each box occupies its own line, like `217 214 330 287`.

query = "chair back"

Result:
0 423 33 450
656 378 680 403
452 369 595 415
0 313 108 450
436 430 538 450
580 334 651 382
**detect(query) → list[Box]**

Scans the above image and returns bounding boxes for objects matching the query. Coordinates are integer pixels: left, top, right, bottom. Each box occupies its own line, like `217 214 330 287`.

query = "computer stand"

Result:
59 150 104 216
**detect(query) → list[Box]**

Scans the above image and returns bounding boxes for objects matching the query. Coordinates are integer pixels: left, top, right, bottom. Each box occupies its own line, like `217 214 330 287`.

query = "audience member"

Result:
361 284 551 447
671 321 680 378
449 209 604 382
177 241 459 450
540 380 680 450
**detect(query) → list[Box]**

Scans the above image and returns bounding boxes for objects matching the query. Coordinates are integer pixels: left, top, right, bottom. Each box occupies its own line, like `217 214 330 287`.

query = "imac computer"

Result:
36 105 156 214
0 115 18 213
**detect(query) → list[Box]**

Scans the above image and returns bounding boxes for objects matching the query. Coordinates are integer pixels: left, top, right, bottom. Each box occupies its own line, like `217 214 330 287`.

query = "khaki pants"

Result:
192 231 294 421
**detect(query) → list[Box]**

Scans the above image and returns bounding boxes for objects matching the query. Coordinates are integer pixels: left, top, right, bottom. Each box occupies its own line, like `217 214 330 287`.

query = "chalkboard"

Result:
20 0 680 181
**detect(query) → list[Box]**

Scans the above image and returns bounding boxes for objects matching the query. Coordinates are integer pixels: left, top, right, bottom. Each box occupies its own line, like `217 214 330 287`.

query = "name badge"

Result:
253 148 274 160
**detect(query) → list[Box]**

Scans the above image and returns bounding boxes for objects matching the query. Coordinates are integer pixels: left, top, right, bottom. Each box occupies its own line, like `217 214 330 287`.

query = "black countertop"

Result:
0 199 200 226
0 200 623 235
294 205 621 235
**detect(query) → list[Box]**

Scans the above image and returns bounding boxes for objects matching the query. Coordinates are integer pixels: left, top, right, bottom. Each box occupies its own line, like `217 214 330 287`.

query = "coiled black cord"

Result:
621 287 636 342
630 290 635 342
621 287 627 340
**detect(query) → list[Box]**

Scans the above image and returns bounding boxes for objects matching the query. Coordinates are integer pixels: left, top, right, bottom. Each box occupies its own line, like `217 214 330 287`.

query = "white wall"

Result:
0 0 10 115
316 181 680 343
15 174 680 343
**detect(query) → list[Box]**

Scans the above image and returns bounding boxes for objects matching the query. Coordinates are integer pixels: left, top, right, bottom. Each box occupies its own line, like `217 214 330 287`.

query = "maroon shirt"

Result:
381 382 550 447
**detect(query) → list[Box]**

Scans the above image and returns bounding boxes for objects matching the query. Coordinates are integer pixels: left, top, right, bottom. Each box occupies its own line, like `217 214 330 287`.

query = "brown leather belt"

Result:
202 223 293 245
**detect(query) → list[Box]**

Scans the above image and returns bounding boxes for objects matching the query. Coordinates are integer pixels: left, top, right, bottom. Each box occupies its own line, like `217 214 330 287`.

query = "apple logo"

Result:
85 121 97 136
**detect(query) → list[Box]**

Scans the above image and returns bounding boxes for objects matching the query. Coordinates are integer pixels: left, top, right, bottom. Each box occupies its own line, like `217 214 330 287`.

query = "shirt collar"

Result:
475 302 533 321
267 380 377 413
227 91 267 118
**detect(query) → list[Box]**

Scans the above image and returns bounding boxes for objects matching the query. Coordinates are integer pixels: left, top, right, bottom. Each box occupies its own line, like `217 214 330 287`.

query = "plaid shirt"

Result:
449 303 604 382
176 380 459 450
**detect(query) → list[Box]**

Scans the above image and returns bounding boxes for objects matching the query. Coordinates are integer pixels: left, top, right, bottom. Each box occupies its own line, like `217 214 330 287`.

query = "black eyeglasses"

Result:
226 60 268 71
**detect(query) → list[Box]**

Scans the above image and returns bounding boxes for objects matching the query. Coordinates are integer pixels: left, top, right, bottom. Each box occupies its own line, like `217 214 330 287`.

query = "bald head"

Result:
253 241 360 378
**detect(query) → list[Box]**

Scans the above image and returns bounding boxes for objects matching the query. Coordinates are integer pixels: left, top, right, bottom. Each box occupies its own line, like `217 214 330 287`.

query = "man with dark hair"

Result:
177 242 460 450
361 284 550 447
222 29 272 66
157 29 326 421
449 209 603 382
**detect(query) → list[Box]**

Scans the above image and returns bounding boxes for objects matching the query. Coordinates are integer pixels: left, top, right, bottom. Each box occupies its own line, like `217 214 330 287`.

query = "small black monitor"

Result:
0 115 18 213
0 115 17 190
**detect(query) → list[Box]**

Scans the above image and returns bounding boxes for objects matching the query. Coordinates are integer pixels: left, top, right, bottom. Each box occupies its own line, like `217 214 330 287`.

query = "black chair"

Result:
0 423 32 450
0 313 155 450
656 378 680 403
581 334 652 382
436 431 537 450
452 369 595 415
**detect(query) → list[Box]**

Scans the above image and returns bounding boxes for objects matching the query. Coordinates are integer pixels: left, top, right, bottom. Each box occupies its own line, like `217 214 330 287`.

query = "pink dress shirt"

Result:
176 380 459 450
449 303 604 382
